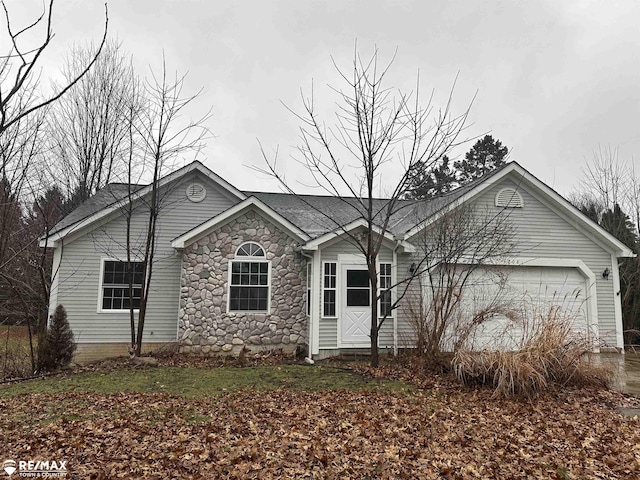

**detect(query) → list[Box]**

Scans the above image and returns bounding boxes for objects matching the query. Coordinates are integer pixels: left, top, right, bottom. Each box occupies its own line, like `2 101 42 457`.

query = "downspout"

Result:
299 249 315 364
611 253 624 353
392 235 403 357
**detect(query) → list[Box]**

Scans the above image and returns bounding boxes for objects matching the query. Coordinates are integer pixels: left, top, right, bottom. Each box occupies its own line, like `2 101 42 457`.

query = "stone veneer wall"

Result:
178 209 308 356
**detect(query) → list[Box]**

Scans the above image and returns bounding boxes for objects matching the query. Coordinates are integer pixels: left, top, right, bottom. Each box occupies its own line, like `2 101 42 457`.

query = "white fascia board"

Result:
171 196 310 249
404 167 517 240
405 162 635 258
40 161 247 247
39 196 135 247
190 160 247 201
302 218 415 253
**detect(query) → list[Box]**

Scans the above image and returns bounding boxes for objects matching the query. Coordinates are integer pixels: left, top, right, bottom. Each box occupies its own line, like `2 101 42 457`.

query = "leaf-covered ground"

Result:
1 362 639 479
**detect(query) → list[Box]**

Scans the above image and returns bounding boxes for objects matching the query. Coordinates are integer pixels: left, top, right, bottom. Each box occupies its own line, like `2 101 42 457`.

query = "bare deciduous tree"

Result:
406 203 517 365
258 47 474 367
48 40 137 209
0 0 107 375
0 0 108 138
124 58 211 356
572 147 640 347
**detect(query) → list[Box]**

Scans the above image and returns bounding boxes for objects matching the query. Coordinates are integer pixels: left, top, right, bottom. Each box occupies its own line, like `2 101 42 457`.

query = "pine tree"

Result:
38 304 76 371
454 135 509 184
407 155 457 198
407 135 509 199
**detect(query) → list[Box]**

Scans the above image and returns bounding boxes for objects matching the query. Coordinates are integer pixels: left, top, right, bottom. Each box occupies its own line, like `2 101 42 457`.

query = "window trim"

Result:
345 267 371 307
322 261 337 318
378 262 393 318
97 257 145 314
227 242 271 313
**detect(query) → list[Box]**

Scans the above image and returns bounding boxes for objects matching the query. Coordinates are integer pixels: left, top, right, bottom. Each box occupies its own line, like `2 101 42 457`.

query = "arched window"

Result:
229 242 269 312
235 242 265 257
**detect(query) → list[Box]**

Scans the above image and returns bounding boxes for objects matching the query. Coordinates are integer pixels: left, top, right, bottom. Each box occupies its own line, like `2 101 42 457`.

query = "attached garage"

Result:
458 263 593 351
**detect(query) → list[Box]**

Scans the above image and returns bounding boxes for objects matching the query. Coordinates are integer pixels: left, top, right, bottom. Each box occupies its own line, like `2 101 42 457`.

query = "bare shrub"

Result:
452 305 611 399
405 263 516 370
1 326 34 380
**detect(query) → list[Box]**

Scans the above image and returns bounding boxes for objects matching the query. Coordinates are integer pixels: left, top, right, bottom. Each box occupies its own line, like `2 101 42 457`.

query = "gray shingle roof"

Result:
50 184 144 235
247 182 483 238
49 161 511 241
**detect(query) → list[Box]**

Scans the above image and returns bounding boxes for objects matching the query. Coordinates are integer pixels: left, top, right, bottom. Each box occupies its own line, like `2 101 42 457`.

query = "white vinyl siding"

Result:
54 173 240 344
398 175 620 349
319 318 338 349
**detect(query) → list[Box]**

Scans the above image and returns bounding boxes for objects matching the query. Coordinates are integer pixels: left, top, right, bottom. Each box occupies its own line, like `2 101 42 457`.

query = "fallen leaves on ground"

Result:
1 368 639 479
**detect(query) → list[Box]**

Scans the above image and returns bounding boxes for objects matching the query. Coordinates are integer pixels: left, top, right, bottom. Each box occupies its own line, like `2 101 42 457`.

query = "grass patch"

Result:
0 364 411 398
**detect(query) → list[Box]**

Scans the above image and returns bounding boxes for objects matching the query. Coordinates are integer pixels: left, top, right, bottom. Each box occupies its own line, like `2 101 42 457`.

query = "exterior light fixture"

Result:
602 268 610 280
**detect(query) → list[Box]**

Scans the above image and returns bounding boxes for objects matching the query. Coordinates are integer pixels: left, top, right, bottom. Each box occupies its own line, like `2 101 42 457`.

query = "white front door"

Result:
341 265 371 345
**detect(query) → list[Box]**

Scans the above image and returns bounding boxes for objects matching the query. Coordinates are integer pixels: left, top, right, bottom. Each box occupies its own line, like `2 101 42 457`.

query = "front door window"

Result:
346 269 370 306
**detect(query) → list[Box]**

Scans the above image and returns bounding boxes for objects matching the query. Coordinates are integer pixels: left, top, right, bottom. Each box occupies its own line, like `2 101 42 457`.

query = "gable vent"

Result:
495 188 523 208
186 182 206 203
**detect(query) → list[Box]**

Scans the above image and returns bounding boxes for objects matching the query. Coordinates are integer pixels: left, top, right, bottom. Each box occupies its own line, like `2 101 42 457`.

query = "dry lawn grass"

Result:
1 361 639 479
0 325 36 380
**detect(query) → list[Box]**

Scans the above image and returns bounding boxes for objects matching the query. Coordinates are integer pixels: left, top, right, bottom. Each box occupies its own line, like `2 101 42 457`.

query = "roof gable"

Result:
41 161 246 246
405 162 635 258
171 196 310 249
302 218 415 253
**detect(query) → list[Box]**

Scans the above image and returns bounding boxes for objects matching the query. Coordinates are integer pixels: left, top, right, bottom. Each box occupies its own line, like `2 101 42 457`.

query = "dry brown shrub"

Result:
452 306 612 399
1 326 34 380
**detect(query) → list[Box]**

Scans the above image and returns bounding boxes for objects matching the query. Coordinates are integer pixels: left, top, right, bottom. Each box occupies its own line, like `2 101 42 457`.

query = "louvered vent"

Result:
186 182 206 203
495 188 523 208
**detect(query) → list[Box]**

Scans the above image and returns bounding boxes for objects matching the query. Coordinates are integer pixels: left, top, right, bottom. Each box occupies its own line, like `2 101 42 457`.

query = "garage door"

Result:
457 266 589 351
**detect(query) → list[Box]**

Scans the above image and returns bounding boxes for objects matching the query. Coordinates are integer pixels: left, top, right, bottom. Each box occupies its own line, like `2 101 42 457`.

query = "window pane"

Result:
380 290 392 316
323 290 336 317
229 286 268 311
324 262 336 288
347 288 370 306
347 270 369 287
102 262 144 310
237 242 265 257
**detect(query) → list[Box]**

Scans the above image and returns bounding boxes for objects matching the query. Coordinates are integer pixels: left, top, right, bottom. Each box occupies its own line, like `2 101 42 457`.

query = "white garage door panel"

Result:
462 266 588 351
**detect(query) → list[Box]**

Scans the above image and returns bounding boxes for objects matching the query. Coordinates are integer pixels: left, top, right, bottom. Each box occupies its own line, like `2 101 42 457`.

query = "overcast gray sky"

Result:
7 0 640 197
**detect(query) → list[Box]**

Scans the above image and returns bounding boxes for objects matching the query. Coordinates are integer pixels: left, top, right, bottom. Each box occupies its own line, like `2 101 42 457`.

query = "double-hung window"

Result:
379 263 392 317
101 260 145 311
229 242 270 312
322 262 337 317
